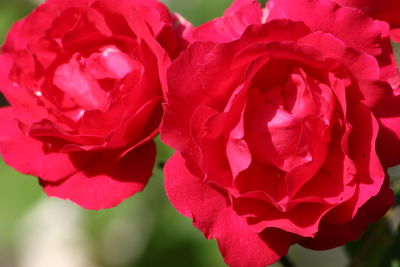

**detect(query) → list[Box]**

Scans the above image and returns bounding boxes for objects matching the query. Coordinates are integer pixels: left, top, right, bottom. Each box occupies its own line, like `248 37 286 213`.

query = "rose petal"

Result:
53 54 109 111
0 54 48 124
41 141 155 210
336 0 400 28
300 178 393 250
267 0 387 56
165 153 295 267
0 107 91 182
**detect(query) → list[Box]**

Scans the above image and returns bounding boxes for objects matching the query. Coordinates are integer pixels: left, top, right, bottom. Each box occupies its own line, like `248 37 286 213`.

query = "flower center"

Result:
53 45 137 113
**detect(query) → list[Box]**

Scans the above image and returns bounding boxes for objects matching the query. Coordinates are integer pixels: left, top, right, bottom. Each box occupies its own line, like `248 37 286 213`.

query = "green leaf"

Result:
0 1 35 44
163 0 232 26
389 166 400 206
393 42 400 66
346 219 395 267
381 229 400 267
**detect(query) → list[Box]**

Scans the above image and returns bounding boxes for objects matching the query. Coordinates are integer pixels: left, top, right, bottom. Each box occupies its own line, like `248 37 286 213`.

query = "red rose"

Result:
161 0 399 266
334 0 400 41
0 0 190 209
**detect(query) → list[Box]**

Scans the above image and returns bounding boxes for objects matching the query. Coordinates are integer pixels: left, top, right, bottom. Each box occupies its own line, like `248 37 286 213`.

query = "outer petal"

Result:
299 178 394 250
267 0 387 56
268 0 399 89
165 153 229 233
391 29 400 42
0 107 91 182
1 3 60 52
373 93 400 167
335 0 400 28
212 208 295 267
41 141 155 210
0 54 48 124
376 116 400 167
161 42 218 157
165 153 295 267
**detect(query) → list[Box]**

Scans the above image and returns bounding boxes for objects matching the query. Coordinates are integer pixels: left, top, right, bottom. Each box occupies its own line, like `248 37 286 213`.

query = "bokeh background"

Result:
0 0 399 266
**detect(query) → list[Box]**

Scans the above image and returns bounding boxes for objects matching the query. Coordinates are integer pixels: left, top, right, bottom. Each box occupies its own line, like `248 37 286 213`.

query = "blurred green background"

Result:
0 0 399 267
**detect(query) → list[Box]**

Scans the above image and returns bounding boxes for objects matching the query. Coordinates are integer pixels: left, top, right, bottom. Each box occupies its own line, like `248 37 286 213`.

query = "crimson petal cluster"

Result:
161 0 400 266
0 0 191 209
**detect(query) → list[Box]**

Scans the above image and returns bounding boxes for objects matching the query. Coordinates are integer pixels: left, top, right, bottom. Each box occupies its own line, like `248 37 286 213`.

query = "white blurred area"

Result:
12 196 155 267
100 216 153 266
288 245 349 267
14 198 98 267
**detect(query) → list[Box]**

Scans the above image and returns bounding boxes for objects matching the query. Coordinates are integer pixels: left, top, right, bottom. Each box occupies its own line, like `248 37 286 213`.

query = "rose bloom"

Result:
161 0 400 266
0 0 190 209
335 0 400 41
